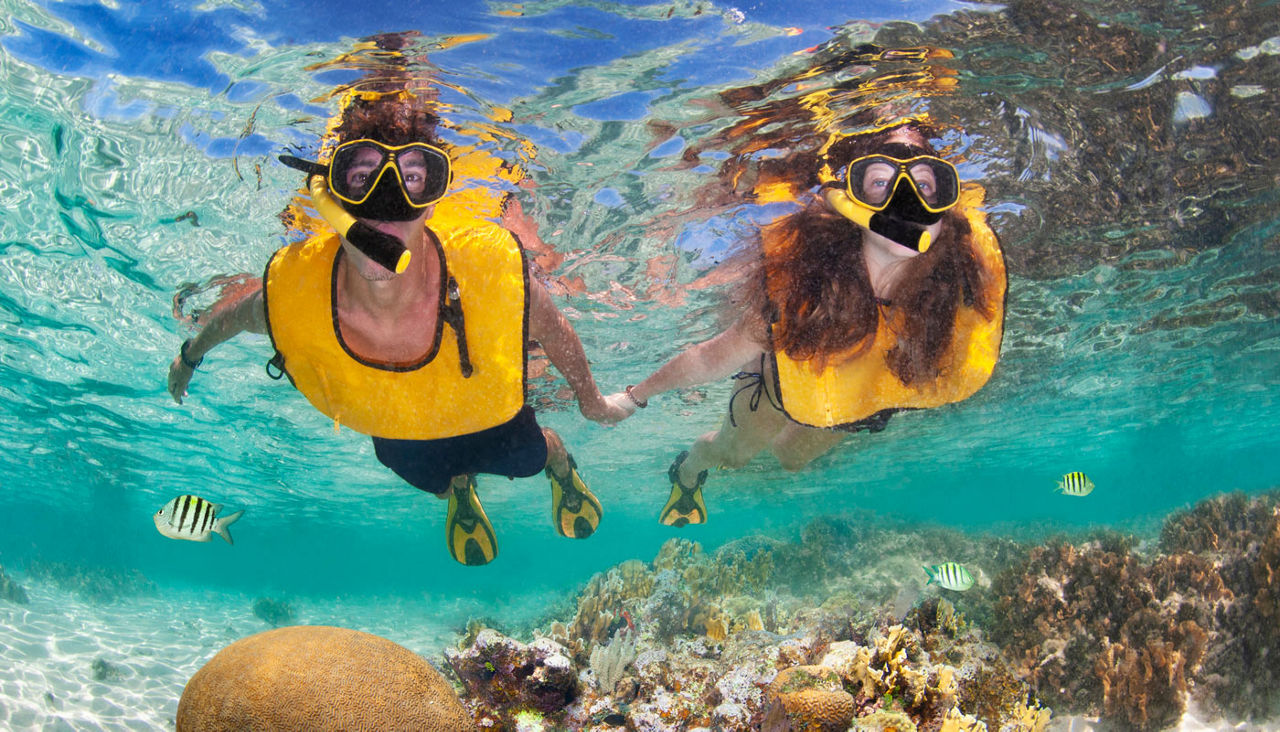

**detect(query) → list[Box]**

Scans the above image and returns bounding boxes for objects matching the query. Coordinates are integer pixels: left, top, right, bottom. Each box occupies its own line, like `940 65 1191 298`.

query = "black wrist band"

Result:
180 339 203 370
624 385 647 409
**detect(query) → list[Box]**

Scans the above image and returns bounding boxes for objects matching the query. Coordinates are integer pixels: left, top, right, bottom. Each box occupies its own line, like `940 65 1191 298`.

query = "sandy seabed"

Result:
0 581 463 731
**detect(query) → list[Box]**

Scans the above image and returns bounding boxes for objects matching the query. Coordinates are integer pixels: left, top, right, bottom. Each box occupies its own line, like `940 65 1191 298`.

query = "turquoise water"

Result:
1 0 1279 726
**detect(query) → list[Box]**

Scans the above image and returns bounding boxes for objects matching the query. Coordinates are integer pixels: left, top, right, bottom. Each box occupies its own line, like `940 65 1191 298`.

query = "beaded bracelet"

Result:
624 385 647 409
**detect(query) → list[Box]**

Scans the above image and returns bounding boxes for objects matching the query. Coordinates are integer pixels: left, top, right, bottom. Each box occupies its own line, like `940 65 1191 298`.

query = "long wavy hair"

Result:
756 125 998 386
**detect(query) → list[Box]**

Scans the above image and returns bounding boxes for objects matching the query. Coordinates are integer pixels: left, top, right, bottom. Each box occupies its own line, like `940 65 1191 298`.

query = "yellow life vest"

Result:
262 218 528 440
768 184 1006 428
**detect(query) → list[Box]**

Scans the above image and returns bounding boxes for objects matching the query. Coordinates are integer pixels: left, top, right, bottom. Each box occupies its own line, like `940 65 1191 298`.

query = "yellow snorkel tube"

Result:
823 187 932 253
280 155 412 274
307 173 411 273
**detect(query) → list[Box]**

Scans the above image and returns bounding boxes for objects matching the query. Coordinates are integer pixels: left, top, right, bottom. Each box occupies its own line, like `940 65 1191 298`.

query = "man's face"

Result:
341 146 430 201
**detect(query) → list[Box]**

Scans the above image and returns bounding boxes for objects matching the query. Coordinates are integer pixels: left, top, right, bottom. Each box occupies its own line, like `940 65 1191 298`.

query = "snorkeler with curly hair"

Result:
607 123 1006 527
168 84 630 565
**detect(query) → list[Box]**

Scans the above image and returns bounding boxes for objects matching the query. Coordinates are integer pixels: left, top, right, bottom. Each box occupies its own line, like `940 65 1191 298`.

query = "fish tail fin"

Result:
215 509 245 545
923 565 936 585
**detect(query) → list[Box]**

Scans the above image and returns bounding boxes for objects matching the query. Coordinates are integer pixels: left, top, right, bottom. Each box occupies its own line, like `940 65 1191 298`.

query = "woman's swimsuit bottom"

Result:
372 405 548 494
730 355 905 434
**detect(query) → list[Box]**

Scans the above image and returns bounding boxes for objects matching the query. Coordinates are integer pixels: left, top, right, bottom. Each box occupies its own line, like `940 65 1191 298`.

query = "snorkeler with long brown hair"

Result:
607 122 1006 526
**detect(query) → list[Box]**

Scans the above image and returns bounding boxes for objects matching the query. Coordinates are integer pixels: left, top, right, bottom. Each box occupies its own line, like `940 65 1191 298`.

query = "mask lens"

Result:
330 142 389 204
396 146 451 205
849 159 898 207
907 159 958 210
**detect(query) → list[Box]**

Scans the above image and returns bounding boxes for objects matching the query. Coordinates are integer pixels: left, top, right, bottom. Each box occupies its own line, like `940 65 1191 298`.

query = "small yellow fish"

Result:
154 495 244 544
1056 471 1095 497
923 562 974 591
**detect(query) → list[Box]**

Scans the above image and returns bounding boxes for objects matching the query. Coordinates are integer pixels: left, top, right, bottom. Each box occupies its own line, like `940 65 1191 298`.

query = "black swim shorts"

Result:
371 405 548 494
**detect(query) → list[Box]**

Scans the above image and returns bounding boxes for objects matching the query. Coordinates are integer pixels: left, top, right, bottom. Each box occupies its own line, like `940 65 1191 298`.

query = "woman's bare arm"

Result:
624 311 766 408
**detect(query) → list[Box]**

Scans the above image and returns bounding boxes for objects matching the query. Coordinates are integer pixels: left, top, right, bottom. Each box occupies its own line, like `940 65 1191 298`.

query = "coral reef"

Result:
176 625 470 730
0 563 28 605
1163 491 1280 721
991 490 1280 729
450 524 1038 732
251 596 297 628
990 537 1210 730
443 492 1280 731
445 628 579 727
590 627 637 692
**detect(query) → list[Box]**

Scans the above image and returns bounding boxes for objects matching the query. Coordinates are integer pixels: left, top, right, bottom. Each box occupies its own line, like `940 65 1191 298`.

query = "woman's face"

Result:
858 161 941 207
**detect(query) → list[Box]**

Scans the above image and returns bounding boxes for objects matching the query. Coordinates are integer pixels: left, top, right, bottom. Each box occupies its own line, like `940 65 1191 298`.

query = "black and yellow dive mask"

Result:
824 144 960 252
326 139 452 220
280 140 452 274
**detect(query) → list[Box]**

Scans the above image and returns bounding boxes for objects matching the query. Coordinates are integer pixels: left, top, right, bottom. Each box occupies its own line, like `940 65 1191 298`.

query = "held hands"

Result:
603 392 639 421
580 392 635 425
591 385 648 424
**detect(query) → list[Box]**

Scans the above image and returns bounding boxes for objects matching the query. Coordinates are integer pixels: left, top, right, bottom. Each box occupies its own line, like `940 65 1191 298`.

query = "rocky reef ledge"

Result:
446 490 1280 731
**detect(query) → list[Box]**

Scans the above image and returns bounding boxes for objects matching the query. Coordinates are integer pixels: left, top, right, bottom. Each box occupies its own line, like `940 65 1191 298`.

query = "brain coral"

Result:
176 625 470 731
762 665 855 732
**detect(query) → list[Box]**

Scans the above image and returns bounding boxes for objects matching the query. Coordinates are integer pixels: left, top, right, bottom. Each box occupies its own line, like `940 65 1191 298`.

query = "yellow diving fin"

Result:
659 451 708 527
445 476 497 566
547 455 603 539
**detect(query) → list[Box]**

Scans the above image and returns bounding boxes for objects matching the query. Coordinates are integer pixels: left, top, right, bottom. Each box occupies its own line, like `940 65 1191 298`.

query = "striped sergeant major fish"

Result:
154 495 244 544
1056 471 1095 497
923 562 975 592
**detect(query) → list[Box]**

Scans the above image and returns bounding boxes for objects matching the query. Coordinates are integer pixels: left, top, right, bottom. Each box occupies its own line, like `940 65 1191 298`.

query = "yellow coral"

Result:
746 609 764 631
569 559 655 647
1006 701 1051 732
938 706 987 732
704 616 729 641
653 537 702 572
176 626 471 731
932 666 958 710
851 708 918 731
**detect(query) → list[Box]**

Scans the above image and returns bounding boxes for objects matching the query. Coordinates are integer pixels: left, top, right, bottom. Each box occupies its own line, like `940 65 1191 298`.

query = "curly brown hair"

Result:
755 124 998 386
331 90 442 147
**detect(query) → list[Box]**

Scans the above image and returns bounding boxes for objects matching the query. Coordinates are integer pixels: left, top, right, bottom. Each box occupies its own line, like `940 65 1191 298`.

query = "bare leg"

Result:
770 423 846 471
676 379 790 486
542 427 602 538
542 428 570 475
435 474 472 500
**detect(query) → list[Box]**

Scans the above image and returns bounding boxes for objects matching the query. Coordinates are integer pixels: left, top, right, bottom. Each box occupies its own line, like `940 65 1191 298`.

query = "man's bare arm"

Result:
167 278 267 404
526 277 629 424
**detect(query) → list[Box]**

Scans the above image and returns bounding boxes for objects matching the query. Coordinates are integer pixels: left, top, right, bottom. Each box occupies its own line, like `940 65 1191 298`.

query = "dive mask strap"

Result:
278 154 412 274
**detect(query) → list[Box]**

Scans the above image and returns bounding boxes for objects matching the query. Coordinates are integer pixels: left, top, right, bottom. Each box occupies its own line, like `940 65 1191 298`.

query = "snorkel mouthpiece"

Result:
308 174 411 273
280 155 411 274
822 188 932 253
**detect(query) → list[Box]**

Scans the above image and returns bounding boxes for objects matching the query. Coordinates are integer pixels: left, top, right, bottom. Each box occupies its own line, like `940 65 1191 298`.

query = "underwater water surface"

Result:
1 0 1278 729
